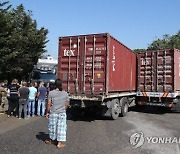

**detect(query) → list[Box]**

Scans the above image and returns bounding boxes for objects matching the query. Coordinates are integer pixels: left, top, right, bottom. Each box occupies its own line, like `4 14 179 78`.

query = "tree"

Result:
0 1 12 81
169 30 180 49
0 2 48 82
133 49 146 52
148 31 180 50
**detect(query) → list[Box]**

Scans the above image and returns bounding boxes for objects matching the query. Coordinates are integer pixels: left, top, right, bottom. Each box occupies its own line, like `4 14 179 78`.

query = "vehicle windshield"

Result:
32 72 56 81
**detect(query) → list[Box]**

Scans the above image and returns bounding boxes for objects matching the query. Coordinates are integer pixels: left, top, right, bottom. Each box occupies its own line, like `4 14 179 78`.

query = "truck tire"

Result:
171 101 180 112
120 97 129 117
110 99 120 120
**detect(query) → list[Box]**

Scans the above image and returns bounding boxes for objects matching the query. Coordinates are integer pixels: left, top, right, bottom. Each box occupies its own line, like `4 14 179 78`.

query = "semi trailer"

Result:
136 49 180 111
58 33 136 119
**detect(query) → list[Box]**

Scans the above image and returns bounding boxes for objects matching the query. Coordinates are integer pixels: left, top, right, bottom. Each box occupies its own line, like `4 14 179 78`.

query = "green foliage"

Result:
0 2 48 82
148 31 180 50
133 49 146 52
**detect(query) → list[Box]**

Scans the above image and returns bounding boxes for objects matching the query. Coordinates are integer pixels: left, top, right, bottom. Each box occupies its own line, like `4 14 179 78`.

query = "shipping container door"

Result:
138 52 156 92
157 50 174 92
59 37 80 93
81 35 106 94
138 50 174 92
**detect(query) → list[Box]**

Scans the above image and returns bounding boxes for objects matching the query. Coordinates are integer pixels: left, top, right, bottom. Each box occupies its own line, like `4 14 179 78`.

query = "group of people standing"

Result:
0 79 49 119
0 78 69 148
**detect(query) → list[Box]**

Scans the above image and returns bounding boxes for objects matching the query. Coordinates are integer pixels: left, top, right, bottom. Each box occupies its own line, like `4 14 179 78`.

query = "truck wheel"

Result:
171 102 180 112
120 97 129 117
110 99 120 120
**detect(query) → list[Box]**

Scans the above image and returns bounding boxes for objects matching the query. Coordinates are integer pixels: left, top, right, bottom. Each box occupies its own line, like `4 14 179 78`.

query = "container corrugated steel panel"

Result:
137 49 180 92
58 33 136 95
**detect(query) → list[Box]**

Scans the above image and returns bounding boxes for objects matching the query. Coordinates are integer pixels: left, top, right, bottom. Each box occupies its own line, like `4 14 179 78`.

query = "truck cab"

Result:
31 55 57 83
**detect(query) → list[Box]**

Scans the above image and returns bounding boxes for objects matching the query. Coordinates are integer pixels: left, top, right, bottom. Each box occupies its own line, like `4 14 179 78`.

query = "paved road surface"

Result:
0 106 179 154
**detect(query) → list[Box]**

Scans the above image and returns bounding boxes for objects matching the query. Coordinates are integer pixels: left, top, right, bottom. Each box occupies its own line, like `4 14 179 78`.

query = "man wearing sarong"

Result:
45 79 69 148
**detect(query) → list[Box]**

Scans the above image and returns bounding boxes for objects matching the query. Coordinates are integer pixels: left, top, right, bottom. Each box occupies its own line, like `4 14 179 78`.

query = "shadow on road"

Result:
66 105 178 122
129 105 173 115
67 110 112 122
36 132 49 142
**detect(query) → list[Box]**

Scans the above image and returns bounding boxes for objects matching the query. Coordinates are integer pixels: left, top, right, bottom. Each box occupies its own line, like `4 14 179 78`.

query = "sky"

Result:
9 0 180 59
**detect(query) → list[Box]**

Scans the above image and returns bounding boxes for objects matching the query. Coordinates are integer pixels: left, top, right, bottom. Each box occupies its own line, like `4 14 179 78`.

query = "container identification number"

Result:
112 45 116 71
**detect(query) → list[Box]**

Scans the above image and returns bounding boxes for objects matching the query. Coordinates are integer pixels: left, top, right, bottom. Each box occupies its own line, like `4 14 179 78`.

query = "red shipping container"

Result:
136 49 180 109
137 49 180 93
58 33 136 96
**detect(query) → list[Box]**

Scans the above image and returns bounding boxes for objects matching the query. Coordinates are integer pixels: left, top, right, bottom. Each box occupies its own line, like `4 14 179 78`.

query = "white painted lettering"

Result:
64 49 75 56
113 46 115 60
112 61 115 71
112 45 116 71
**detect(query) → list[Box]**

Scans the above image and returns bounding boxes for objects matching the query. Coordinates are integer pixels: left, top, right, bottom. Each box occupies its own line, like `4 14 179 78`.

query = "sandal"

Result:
45 139 53 144
57 144 66 148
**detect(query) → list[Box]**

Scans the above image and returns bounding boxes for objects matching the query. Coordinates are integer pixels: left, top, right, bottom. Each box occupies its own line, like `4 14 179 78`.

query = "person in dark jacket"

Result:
18 81 29 119
7 79 20 117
